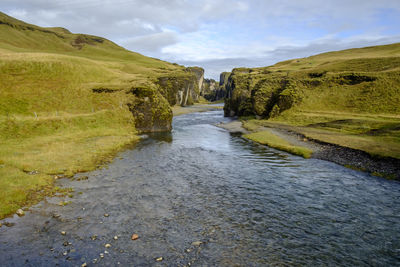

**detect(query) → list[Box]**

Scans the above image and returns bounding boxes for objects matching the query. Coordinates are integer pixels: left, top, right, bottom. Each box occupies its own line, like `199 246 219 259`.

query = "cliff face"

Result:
188 67 205 95
201 78 217 100
201 72 230 101
126 85 172 132
156 67 204 107
224 43 400 118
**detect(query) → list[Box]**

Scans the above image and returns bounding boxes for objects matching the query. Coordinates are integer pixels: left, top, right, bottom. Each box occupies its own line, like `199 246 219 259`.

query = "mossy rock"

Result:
126 85 172 133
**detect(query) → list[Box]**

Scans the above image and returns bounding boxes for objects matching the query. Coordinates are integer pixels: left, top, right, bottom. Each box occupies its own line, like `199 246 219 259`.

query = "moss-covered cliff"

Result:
224 43 400 118
156 67 204 107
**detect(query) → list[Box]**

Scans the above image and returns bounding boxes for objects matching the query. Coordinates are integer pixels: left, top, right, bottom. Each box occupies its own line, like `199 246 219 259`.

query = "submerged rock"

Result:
155 257 163 262
191 241 203 246
131 233 139 240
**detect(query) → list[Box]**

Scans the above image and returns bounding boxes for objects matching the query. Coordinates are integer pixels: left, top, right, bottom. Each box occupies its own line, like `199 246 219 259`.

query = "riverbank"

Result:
0 110 140 220
217 119 400 180
172 103 223 116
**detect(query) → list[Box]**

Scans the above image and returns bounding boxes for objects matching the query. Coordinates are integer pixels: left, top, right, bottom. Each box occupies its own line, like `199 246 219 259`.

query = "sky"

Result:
1 0 400 79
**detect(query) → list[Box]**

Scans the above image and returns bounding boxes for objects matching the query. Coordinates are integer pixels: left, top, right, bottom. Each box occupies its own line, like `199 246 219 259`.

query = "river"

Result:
1 108 400 266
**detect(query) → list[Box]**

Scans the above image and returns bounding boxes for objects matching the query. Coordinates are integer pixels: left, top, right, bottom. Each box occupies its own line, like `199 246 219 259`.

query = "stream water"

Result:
1 108 400 266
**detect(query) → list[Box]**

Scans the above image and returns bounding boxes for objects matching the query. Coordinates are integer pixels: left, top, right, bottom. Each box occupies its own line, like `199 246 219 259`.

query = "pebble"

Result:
191 241 202 246
100 253 104 258
186 249 192 253
105 243 111 248
61 231 66 235
63 251 68 256
63 241 69 246
113 236 118 240
92 259 98 264
104 250 109 254
104 213 109 217
155 257 163 262
81 263 87 267
52 213 61 219
131 233 139 240
16 209 25 216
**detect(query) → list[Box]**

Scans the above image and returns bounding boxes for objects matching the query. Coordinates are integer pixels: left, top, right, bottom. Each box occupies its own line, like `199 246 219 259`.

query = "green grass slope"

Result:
0 11 194 218
224 43 400 165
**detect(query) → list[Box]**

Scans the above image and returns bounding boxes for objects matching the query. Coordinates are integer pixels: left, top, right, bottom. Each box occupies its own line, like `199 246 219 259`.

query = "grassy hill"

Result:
0 11 198 219
224 43 400 171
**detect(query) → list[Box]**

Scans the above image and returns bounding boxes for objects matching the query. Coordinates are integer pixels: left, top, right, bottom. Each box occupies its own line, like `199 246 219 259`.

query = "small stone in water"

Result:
104 250 109 254
186 249 192 253
91 235 97 240
16 209 25 216
63 251 68 256
192 241 203 246
61 231 66 235
113 236 118 240
155 257 163 262
191 241 202 246
99 253 104 258
131 233 139 240
105 243 111 248
81 263 87 267
104 213 109 217
63 241 69 246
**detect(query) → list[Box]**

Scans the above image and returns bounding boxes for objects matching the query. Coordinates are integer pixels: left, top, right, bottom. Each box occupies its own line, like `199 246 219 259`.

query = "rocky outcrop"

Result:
126 85 172 133
224 68 300 117
187 67 204 95
201 72 230 102
202 78 217 100
157 67 204 107
219 72 230 87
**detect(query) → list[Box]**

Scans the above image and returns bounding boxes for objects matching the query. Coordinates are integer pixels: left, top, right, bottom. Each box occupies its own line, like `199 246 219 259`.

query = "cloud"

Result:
1 0 400 79
121 31 179 54
178 34 400 79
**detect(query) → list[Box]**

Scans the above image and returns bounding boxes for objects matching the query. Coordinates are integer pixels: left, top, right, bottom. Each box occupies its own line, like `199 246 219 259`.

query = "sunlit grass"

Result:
0 110 139 218
245 110 400 159
244 130 313 158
